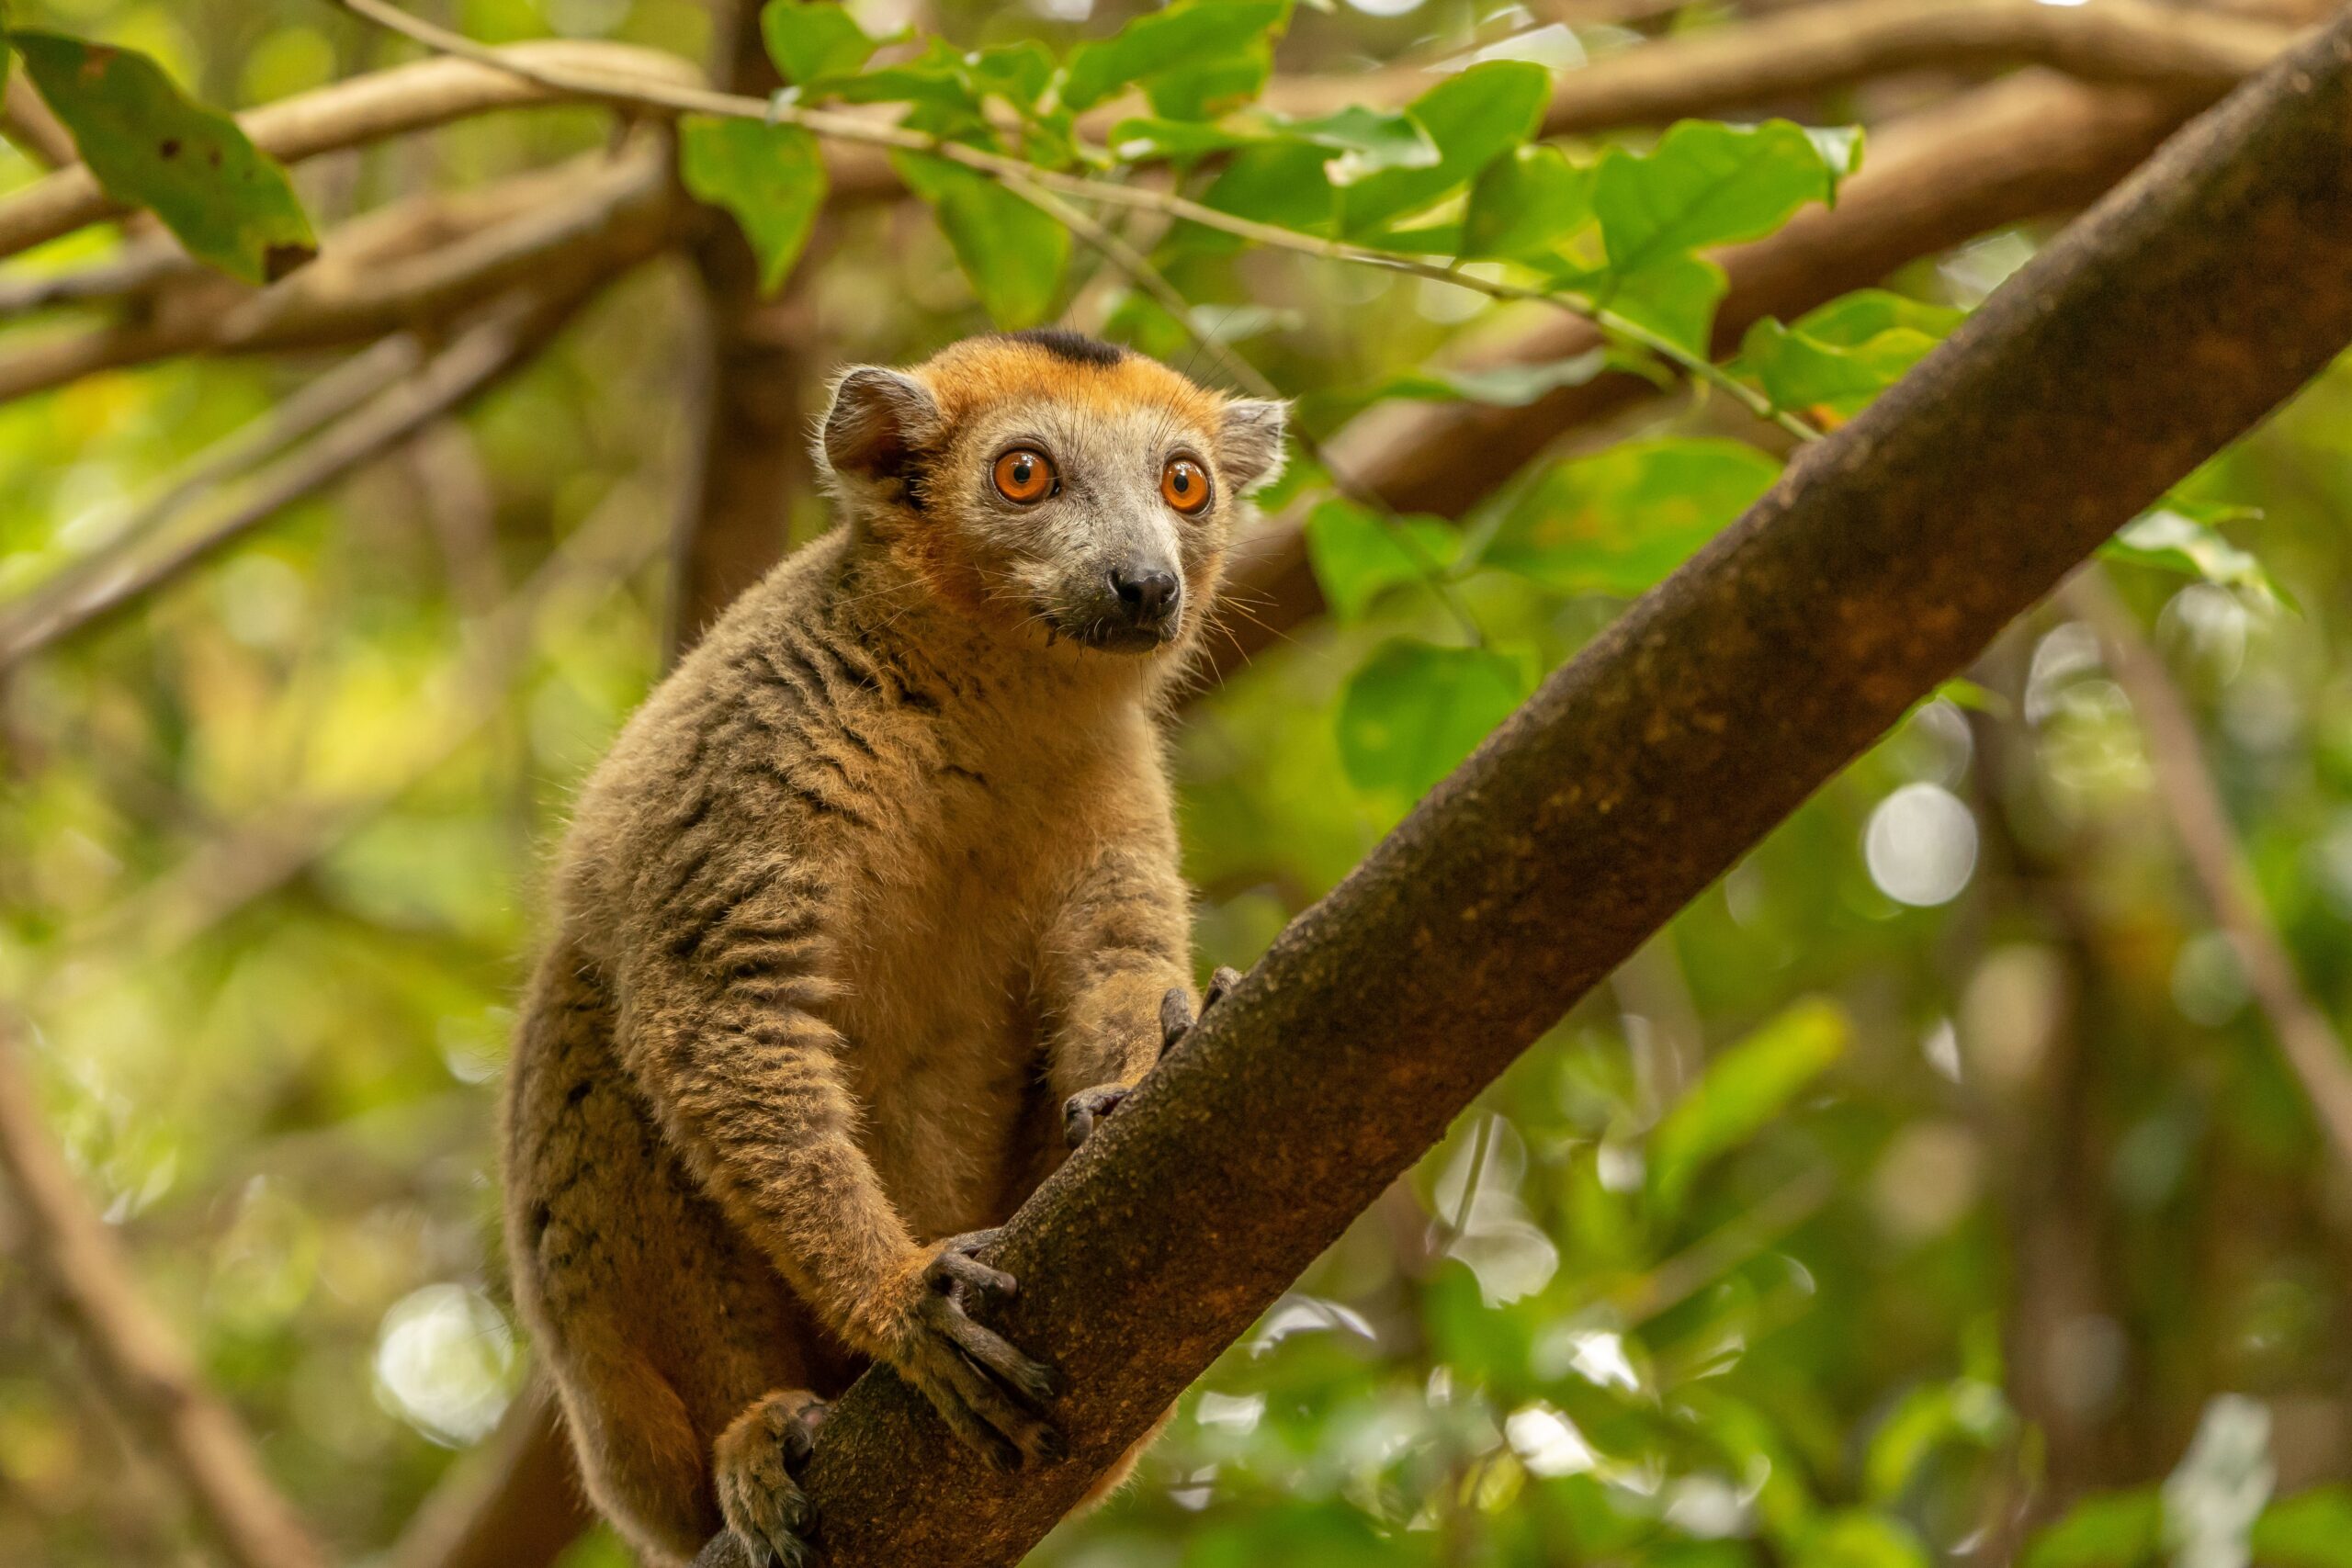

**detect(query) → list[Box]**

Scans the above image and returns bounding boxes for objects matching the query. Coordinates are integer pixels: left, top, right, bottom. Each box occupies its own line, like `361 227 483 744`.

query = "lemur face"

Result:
820 331 1286 659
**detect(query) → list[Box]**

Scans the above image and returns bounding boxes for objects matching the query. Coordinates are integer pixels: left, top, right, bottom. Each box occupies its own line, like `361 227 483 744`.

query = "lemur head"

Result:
818 330 1286 660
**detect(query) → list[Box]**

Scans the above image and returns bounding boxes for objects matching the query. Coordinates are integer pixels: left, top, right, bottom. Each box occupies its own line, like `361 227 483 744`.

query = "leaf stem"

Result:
327 0 1823 446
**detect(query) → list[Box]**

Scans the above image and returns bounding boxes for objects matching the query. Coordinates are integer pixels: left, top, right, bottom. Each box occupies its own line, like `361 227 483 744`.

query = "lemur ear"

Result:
821 367 942 483
1219 398 1289 494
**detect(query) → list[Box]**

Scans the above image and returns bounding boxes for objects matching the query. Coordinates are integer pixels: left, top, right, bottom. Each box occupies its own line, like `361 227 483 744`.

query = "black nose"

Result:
1109 562 1181 625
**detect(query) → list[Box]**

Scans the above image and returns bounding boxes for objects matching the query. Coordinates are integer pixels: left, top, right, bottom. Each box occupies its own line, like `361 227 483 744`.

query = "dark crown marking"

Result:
1000 328 1127 368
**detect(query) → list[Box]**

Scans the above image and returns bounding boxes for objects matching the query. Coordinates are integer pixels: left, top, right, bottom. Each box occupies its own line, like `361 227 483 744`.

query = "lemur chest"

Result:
824 738 1091 1068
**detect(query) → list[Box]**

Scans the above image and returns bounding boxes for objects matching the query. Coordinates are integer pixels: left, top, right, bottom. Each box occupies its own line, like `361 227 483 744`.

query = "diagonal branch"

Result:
2063 569 2352 1171
739 16 2352 1564
0 288 591 671
0 1018 326 1568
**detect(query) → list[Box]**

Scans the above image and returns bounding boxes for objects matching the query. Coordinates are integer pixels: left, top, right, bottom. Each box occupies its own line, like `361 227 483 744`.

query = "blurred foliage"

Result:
4 2 2352 1567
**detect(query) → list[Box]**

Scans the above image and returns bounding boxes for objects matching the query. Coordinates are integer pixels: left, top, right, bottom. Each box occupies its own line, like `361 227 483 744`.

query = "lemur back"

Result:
503 332 1284 1567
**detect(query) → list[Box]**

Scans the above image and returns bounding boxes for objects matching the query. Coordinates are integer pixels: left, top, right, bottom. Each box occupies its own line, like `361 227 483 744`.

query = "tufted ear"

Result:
820 367 942 484
1219 397 1289 494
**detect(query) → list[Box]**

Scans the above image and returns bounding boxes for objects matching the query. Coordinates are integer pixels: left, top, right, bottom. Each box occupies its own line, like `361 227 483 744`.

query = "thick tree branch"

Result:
1204 70 2204 686
758 17 2352 1563
2064 569 2352 1172
0 1020 325 1568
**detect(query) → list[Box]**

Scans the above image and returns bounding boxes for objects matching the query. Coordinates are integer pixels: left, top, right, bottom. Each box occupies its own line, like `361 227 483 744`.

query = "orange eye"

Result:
1161 457 1211 514
992 448 1056 504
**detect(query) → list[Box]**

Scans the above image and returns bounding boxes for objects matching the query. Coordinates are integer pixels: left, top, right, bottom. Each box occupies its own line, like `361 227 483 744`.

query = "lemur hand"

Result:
1063 966 1242 1148
881 1229 1063 1472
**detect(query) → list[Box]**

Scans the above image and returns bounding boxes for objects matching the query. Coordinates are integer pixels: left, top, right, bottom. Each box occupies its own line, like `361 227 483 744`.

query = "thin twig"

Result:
54 333 427 562
330 0 1817 438
0 145 678 406
48 479 664 975
2063 568 2352 1176
0 39 703 261
0 290 584 671
0 1015 327 1568
1 71 77 168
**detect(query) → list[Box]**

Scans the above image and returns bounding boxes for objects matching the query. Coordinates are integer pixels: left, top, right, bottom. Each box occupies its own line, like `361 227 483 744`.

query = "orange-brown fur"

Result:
503 333 1284 1566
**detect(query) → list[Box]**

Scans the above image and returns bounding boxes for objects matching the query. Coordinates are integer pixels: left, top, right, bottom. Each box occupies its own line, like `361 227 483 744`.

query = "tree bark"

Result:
666 0 816 658
775 15 2352 1563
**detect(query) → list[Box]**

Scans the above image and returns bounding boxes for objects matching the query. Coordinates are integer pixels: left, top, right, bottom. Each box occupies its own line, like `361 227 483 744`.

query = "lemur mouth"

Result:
1045 615 1176 655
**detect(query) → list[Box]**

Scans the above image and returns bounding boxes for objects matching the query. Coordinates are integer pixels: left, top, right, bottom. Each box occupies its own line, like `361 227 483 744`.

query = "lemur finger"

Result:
926 1245 1017 1303
1159 987 1194 1054
926 1296 1060 1407
935 1342 1064 1465
1204 965 1242 1012
780 1399 828 1472
919 1365 1025 1473
1062 1085 1128 1148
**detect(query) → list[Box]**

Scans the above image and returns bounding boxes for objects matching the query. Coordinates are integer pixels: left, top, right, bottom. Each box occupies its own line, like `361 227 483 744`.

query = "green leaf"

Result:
2021 1490 2163 1568
1109 115 1263 164
967 41 1056 110
1481 437 1781 597
2253 1486 2352 1567
1600 119 1845 261
1593 119 1846 355
891 151 1068 326
1200 139 1336 241
1648 998 1847 1215
806 39 986 135
2101 506 2280 602
1298 351 1608 427
1793 1511 1932 1568
1600 248 1724 358
1057 0 1290 114
1863 1379 2010 1501
1463 144 1594 264
1143 50 1272 121
760 0 880 86
13 31 316 285
1340 62 1550 236
1283 105 1439 185
678 118 827 295
1740 291 1962 418
1337 638 1525 799
1304 499 1460 621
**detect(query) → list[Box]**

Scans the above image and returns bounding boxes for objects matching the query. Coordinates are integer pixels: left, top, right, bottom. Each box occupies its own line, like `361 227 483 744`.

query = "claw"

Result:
1161 966 1242 1055
892 1234 1066 1471
1063 1084 1129 1148
925 1229 1016 1302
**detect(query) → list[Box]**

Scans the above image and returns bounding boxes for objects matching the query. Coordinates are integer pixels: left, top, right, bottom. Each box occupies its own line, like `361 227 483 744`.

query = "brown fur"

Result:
502 333 1284 1565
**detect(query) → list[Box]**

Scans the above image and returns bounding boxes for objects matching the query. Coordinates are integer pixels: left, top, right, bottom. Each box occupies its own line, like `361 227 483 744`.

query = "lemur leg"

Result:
713 1391 829 1568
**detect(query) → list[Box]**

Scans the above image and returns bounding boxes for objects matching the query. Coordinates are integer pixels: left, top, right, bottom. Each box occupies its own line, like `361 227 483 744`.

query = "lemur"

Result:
502 330 1284 1567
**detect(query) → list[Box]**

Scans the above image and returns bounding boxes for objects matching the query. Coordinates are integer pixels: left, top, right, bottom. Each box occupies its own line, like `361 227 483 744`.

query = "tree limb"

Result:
0 71 74 169
0 289 590 671
1204 70 2206 687
2063 568 2352 1172
0 41 701 263
0 144 680 406
0 1019 326 1568
751 16 2352 1562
